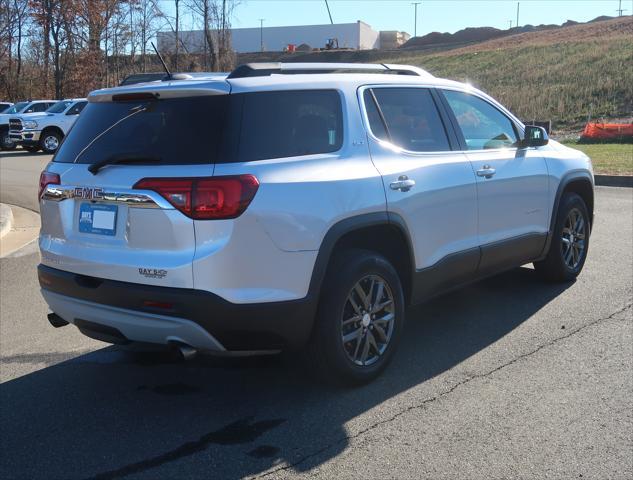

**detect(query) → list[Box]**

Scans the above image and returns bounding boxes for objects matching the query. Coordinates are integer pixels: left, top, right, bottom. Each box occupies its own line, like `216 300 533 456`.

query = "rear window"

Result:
54 89 343 165
54 96 228 165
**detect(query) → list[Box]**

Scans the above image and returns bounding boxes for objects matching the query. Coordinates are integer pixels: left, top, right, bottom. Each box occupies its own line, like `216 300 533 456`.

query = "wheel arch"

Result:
40 125 64 138
308 212 416 306
539 170 594 259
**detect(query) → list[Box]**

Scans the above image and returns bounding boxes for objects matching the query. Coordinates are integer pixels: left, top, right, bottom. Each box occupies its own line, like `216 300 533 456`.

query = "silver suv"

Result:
38 63 594 384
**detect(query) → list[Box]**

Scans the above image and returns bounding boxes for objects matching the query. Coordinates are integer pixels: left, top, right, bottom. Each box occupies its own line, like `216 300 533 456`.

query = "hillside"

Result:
237 16 633 131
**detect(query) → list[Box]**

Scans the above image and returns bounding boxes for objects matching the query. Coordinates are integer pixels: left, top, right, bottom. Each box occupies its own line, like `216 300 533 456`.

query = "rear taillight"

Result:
38 171 60 200
133 175 259 220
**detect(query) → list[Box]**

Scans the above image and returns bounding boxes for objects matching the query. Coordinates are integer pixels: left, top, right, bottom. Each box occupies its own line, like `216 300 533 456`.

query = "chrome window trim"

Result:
41 184 173 209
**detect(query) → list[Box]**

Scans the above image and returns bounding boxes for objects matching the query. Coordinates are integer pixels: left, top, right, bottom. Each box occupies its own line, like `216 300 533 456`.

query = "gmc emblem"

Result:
74 187 104 200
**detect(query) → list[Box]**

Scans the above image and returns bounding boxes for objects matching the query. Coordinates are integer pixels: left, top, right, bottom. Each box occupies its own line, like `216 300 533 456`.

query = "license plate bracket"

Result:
79 203 118 236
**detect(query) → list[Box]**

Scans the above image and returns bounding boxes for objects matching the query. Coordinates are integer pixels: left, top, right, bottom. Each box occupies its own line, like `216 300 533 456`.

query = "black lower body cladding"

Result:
38 265 317 351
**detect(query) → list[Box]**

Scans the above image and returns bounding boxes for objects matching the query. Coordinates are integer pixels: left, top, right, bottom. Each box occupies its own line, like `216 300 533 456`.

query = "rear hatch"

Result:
39 82 230 288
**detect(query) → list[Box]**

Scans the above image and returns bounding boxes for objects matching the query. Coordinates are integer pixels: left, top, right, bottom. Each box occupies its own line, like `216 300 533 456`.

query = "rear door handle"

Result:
476 165 496 178
389 175 416 192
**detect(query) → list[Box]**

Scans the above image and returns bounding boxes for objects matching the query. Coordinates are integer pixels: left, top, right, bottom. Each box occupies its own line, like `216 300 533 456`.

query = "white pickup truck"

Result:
8 98 87 153
1 100 57 150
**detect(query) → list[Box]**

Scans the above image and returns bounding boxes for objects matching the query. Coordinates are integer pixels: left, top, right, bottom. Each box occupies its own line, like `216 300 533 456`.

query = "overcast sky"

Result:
159 0 624 36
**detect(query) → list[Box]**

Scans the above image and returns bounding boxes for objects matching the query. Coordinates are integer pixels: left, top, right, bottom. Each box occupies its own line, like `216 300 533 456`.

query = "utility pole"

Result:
325 0 334 24
412 2 421 37
616 0 627 16
508 20 513 29
259 19 265 52
516 2 520 28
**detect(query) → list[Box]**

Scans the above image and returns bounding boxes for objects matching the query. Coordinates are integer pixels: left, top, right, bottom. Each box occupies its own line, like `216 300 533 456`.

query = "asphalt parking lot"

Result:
1 151 632 479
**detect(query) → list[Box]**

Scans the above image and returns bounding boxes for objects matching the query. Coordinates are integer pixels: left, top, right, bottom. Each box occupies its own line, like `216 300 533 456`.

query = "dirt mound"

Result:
401 15 622 51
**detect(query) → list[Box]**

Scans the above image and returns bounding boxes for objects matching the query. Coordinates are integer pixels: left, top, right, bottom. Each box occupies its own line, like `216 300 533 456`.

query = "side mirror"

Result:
522 125 549 147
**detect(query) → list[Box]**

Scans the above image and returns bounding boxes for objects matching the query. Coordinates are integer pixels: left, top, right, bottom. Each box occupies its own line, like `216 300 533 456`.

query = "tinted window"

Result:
47 101 72 114
0 103 11 113
234 90 343 162
31 103 50 113
54 91 343 166
67 101 87 115
443 90 518 150
364 88 451 152
363 90 388 141
54 96 228 165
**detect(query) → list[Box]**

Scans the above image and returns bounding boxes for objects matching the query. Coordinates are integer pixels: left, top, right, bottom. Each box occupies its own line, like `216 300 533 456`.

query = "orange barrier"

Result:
581 122 633 141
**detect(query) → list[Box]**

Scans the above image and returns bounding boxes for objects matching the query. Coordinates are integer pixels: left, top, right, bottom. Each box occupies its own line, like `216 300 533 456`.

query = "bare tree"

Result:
187 0 237 71
135 0 163 72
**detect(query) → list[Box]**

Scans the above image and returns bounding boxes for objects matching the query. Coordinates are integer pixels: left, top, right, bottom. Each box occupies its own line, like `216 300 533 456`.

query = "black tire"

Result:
39 130 62 154
534 192 590 282
306 249 405 386
1 128 16 151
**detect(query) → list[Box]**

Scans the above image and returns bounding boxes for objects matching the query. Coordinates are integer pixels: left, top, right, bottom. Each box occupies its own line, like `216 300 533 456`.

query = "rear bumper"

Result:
38 264 317 351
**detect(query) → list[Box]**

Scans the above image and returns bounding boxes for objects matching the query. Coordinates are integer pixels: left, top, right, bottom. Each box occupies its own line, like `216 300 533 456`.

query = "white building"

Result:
157 21 385 53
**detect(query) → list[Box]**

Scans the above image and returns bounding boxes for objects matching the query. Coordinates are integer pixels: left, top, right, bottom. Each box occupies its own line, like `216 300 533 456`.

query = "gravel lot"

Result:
1 151 632 479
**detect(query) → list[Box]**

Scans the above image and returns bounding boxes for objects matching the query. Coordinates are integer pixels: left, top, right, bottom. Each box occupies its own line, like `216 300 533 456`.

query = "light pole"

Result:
411 2 421 37
259 18 265 52
516 2 520 28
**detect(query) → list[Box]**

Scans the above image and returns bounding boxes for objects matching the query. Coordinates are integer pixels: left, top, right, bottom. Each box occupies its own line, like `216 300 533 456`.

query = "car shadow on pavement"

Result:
0 267 572 480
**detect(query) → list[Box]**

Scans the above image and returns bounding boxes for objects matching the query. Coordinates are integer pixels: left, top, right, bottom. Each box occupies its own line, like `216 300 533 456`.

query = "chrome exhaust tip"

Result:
169 342 198 360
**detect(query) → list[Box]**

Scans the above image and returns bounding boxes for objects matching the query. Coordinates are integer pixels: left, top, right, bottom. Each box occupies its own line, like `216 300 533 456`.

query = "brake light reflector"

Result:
38 171 61 200
133 175 259 220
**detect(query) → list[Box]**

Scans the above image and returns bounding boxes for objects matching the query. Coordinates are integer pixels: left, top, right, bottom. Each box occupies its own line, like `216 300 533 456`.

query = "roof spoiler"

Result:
227 62 433 79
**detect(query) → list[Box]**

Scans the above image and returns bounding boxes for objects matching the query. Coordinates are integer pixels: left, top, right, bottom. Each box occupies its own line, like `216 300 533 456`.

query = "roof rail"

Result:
227 62 432 79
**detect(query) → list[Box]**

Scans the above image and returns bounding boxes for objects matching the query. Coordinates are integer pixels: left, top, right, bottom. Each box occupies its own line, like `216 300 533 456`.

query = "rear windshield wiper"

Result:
88 154 162 175
74 103 151 165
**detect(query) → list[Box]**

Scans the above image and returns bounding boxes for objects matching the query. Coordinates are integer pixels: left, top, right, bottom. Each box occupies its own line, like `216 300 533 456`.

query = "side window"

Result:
67 102 87 115
32 103 49 113
443 90 518 150
363 88 451 153
236 90 343 162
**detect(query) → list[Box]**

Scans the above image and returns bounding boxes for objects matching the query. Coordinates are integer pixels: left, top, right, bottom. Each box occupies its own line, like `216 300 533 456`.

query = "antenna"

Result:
151 41 172 80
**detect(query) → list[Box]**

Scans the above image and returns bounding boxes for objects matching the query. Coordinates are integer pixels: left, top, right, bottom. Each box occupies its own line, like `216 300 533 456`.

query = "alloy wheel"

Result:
561 207 586 269
341 274 395 366
44 135 59 152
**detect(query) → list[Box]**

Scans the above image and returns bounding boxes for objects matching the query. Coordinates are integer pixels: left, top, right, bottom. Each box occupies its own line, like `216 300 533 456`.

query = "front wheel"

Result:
306 249 405 385
40 131 62 154
534 192 590 282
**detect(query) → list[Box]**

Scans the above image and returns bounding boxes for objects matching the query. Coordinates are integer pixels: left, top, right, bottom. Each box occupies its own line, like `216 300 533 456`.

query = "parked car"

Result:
1 100 56 150
9 98 87 154
37 63 594 384
0 102 13 113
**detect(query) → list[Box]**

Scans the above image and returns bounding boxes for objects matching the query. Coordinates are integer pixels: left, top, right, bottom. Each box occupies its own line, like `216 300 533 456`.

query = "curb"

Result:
0 204 40 258
595 175 633 188
0 203 14 239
